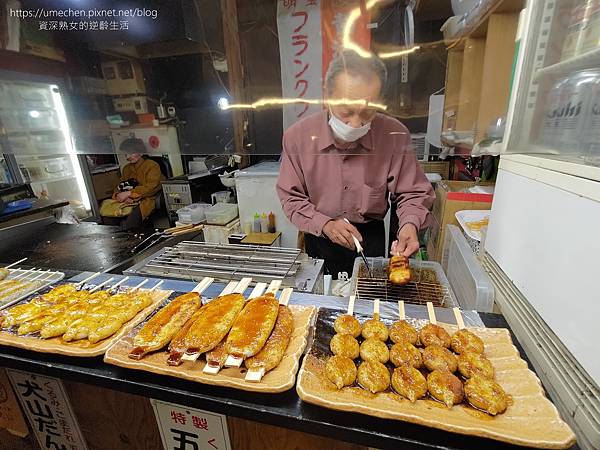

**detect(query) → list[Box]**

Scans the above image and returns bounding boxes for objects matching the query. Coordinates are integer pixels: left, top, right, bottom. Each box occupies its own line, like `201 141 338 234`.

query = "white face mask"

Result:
328 111 371 143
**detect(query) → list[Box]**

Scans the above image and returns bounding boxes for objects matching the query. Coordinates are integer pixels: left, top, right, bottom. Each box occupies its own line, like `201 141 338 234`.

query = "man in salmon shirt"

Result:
276 50 435 278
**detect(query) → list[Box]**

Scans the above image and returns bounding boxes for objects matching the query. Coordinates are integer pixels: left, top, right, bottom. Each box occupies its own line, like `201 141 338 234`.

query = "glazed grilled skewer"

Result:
420 302 451 348
424 304 464 408
388 254 411 285
128 282 198 360
168 277 252 366
333 296 361 337
361 299 388 341
202 282 268 374
223 280 282 368
389 301 418 345
452 307 508 415
244 288 295 382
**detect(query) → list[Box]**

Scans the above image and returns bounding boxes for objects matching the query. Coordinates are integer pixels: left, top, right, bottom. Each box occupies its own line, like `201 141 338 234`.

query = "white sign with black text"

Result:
151 398 231 450
7 369 88 450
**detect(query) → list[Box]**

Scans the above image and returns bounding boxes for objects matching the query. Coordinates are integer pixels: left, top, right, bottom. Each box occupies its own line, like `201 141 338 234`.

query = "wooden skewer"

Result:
89 277 114 293
248 282 268 300
233 277 252 295
4 258 27 269
75 272 101 289
191 277 214 295
347 295 355 316
453 307 465 330
278 287 293 306
39 271 59 282
373 298 380 317
426 301 437 325
203 282 266 375
26 270 52 282
109 276 130 292
398 300 405 320
218 281 238 297
149 280 164 292
183 279 253 363
129 279 149 291
265 279 282 296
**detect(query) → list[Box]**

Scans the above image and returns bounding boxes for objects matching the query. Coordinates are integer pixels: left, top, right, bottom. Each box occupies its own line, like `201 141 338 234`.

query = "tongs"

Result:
130 223 204 254
344 219 372 277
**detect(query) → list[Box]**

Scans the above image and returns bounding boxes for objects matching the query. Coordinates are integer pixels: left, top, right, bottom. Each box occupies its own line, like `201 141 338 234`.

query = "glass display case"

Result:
0 79 90 211
504 0 600 167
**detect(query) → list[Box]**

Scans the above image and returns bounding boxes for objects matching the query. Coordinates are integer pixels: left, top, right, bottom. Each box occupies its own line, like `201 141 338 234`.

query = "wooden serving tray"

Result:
0 286 172 357
104 304 316 393
296 308 576 449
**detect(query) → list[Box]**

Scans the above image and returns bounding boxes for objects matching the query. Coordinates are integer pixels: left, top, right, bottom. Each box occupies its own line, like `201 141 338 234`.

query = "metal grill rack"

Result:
351 258 457 307
127 241 303 285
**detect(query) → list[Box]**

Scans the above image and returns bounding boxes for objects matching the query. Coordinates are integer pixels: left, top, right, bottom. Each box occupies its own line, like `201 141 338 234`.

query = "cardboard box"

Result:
92 169 121 201
427 181 494 261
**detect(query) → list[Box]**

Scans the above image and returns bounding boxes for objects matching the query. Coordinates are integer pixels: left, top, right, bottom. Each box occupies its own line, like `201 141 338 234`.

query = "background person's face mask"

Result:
328 111 371 143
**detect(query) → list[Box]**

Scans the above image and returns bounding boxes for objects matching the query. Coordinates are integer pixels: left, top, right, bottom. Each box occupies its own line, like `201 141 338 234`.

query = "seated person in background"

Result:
100 138 164 229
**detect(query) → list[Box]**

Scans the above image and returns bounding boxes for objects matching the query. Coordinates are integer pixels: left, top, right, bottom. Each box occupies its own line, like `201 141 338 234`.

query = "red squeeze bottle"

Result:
267 212 275 233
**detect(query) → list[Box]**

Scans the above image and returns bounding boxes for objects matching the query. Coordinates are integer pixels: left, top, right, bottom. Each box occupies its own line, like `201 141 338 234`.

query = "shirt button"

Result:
344 186 349 190
343 210 347 214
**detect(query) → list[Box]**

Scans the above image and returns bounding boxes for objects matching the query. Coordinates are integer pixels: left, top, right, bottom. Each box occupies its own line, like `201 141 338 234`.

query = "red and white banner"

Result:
277 0 371 130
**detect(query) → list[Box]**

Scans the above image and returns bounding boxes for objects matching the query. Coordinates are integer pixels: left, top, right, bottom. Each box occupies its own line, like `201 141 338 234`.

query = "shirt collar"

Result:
316 110 375 151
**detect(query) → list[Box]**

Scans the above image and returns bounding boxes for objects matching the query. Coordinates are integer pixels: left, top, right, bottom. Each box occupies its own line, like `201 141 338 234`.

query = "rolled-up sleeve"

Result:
389 135 435 232
276 135 331 237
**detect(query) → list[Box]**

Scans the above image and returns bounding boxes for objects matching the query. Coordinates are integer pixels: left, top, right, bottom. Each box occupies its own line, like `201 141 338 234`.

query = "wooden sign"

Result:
151 399 231 450
7 369 88 450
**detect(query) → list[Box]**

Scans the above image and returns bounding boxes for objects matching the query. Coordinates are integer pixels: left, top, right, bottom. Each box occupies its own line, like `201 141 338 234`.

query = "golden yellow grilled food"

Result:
419 323 451 348
357 360 390 394
391 365 427 402
245 305 294 374
87 292 154 344
451 328 484 354
129 292 201 359
427 369 464 408
0 268 10 281
389 319 418 345
359 338 389 363
325 355 357 389
333 314 361 337
388 255 411 285
389 341 422 368
464 375 508 415
225 293 280 359
458 351 495 379
330 333 359 359
422 344 458 372
166 293 245 366
361 313 389 341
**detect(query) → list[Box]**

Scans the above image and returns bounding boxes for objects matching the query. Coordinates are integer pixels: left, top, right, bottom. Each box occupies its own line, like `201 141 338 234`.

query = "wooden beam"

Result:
220 0 248 162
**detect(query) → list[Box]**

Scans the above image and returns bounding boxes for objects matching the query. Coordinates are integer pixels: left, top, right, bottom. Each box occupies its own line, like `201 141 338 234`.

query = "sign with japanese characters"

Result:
277 0 371 130
7 369 87 450
0 368 28 437
151 399 231 450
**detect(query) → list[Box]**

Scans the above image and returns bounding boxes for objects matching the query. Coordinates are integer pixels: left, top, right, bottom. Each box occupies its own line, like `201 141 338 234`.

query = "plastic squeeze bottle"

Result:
253 213 261 232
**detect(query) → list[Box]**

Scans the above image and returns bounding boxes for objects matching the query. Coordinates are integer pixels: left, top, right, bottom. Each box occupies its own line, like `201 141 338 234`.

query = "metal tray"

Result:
350 257 457 307
0 269 65 310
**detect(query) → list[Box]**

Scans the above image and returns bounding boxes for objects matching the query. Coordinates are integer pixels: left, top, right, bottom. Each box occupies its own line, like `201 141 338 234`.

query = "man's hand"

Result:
115 191 131 203
322 219 363 251
390 223 419 258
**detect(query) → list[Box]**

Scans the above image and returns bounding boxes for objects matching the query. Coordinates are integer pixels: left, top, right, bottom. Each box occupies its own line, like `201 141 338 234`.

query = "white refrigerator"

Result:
483 2 600 448
235 161 299 249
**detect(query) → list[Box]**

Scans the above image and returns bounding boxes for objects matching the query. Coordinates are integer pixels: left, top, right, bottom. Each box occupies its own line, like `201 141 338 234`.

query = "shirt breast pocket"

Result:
360 183 389 218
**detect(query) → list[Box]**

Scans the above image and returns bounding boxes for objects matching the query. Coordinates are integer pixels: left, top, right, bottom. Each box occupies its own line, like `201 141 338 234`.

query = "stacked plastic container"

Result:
441 224 495 312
